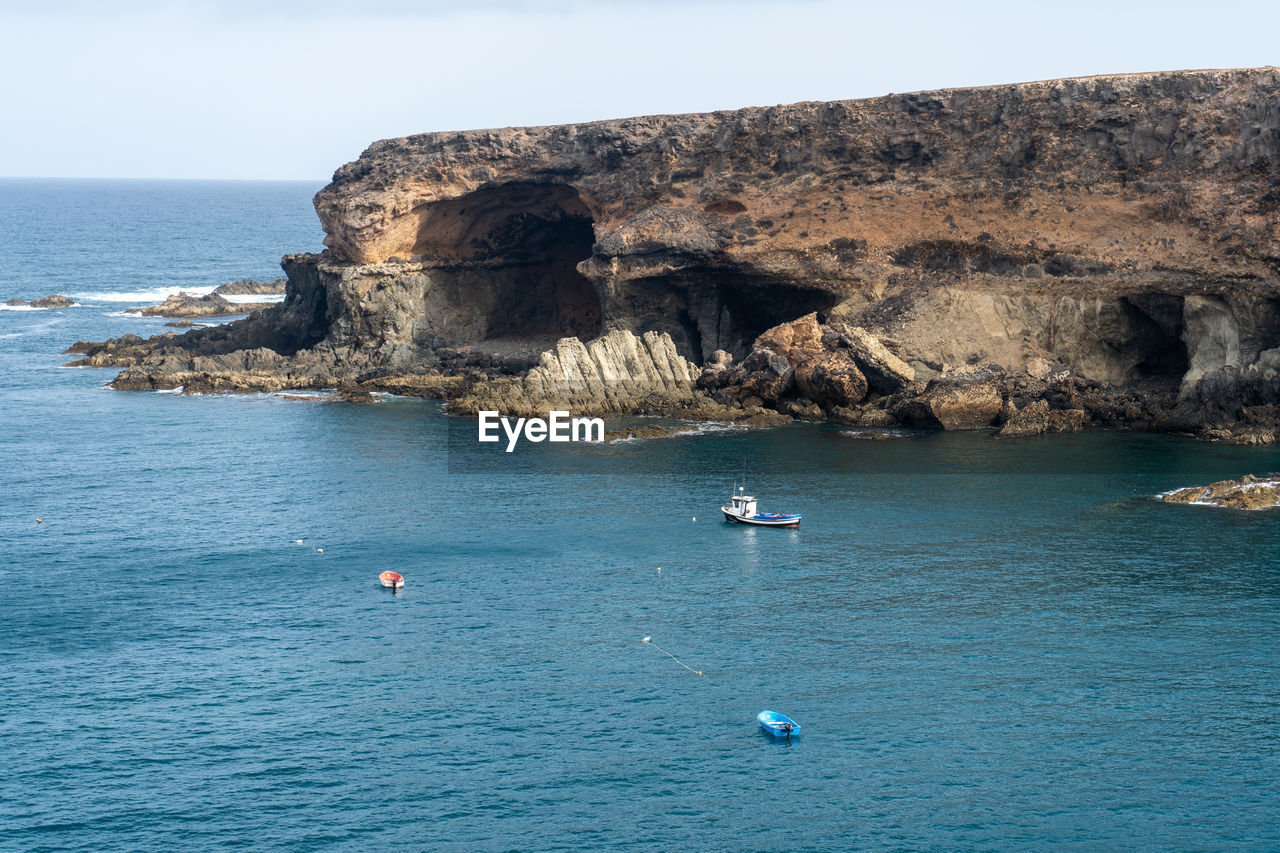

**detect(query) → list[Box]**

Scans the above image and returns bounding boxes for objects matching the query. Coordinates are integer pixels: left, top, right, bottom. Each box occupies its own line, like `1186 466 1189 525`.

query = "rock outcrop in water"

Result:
213 278 286 296
7 295 75 308
70 67 1280 439
137 292 275 318
1161 474 1280 509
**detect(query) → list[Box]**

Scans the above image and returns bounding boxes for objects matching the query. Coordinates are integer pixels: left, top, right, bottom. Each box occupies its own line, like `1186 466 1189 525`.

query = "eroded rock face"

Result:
451 329 716 418
72 68 1280 442
1161 475 1280 510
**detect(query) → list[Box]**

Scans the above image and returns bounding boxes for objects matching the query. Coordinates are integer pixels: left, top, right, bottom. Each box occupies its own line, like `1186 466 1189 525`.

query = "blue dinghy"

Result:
757 710 801 738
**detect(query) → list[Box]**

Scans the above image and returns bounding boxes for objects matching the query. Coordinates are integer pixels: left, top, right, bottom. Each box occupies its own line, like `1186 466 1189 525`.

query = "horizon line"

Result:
0 175 329 183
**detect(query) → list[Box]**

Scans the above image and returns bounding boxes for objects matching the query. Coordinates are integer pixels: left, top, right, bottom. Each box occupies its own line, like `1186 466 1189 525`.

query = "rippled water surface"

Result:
2 181 1278 851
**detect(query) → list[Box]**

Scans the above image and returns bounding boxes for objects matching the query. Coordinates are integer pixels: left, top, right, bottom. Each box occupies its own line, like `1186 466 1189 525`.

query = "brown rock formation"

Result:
1161 474 1280 509
74 68 1280 440
995 399 1088 438
6 295 75 308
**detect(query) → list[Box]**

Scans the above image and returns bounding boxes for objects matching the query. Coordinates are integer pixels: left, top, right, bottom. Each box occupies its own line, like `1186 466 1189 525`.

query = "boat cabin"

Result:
730 494 758 516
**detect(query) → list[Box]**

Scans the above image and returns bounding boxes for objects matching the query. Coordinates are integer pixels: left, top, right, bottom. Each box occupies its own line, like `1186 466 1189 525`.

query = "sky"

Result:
1 0 1277 180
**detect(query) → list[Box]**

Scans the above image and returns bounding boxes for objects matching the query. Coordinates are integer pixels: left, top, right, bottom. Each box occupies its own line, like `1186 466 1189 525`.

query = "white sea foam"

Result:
1156 479 1280 508
841 428 912 440
154 386 185 395
222 293 284 305
0 303 46 311
71 285 218 303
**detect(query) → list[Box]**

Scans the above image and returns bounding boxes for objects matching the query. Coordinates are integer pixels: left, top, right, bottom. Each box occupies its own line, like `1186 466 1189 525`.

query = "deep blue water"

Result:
1 180 1279 851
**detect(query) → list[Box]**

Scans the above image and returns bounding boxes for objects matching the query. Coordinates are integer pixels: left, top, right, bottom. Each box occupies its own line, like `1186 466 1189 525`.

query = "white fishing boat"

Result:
721 487 802 528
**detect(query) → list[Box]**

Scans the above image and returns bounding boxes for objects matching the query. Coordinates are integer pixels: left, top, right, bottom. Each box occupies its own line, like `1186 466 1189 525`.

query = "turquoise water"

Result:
2 180 1279 851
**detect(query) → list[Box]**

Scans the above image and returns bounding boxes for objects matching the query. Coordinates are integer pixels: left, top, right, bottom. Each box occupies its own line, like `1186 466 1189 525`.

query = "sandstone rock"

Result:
1161 474 1280 510
754 313 824 362
834 325 914 394
793 352 868 409
452 329 707 417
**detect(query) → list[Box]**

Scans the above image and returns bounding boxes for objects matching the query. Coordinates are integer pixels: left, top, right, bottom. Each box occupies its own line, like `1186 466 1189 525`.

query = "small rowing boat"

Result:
722 487 802 528
757 710 800 738
378 571 404 589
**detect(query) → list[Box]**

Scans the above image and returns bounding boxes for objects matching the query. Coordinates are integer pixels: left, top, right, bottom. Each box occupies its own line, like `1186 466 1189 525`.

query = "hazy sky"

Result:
1 0 1277 180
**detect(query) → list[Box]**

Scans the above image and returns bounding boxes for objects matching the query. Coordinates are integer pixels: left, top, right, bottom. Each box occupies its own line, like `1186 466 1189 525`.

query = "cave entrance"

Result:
413 182 601 345
1123 294 1189 379
610 273 840 362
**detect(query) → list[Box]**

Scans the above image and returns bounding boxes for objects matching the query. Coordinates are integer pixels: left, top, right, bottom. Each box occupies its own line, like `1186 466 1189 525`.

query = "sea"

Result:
1 178 1278 852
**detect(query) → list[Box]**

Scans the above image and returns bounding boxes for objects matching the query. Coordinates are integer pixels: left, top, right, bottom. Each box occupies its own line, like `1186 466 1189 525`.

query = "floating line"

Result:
642 636 702 675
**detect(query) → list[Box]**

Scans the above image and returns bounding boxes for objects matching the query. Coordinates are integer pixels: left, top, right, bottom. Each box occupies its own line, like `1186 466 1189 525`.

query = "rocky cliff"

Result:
78 68 1280 439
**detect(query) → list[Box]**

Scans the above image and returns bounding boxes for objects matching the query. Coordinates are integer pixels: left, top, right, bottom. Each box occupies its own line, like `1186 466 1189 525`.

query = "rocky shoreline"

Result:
60 68 1280 443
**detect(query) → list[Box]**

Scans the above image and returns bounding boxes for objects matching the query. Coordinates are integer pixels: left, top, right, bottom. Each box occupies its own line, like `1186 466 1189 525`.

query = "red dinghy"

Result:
379 571 404 589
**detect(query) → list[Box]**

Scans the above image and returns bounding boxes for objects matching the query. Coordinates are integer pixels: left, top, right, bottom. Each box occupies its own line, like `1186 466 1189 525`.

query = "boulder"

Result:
834 324 915 394
793 351 868 408
996 399 1088 438
898 366 1004 430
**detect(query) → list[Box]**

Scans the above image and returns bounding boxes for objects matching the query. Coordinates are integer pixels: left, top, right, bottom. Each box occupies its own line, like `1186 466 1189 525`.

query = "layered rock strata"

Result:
70 68 1280 439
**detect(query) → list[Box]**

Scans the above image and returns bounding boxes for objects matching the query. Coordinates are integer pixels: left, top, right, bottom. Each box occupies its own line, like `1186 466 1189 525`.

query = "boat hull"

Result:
722 508 801 528
757 710 801 737
378 571 404 589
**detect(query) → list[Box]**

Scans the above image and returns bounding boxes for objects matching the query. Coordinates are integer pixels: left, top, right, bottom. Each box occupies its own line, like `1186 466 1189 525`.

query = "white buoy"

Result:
295 539 303 545
692 516 696 521
656 567 661 573
642 636 651 643
315 548 323 554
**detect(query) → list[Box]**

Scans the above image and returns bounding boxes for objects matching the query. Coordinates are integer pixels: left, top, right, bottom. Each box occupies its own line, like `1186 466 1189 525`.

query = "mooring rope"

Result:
642 636 703 675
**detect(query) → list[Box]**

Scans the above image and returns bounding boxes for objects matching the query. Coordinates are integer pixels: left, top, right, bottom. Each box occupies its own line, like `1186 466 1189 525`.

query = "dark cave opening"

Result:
413 182 602 344
611 273 840 362
1123 294 1189 379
